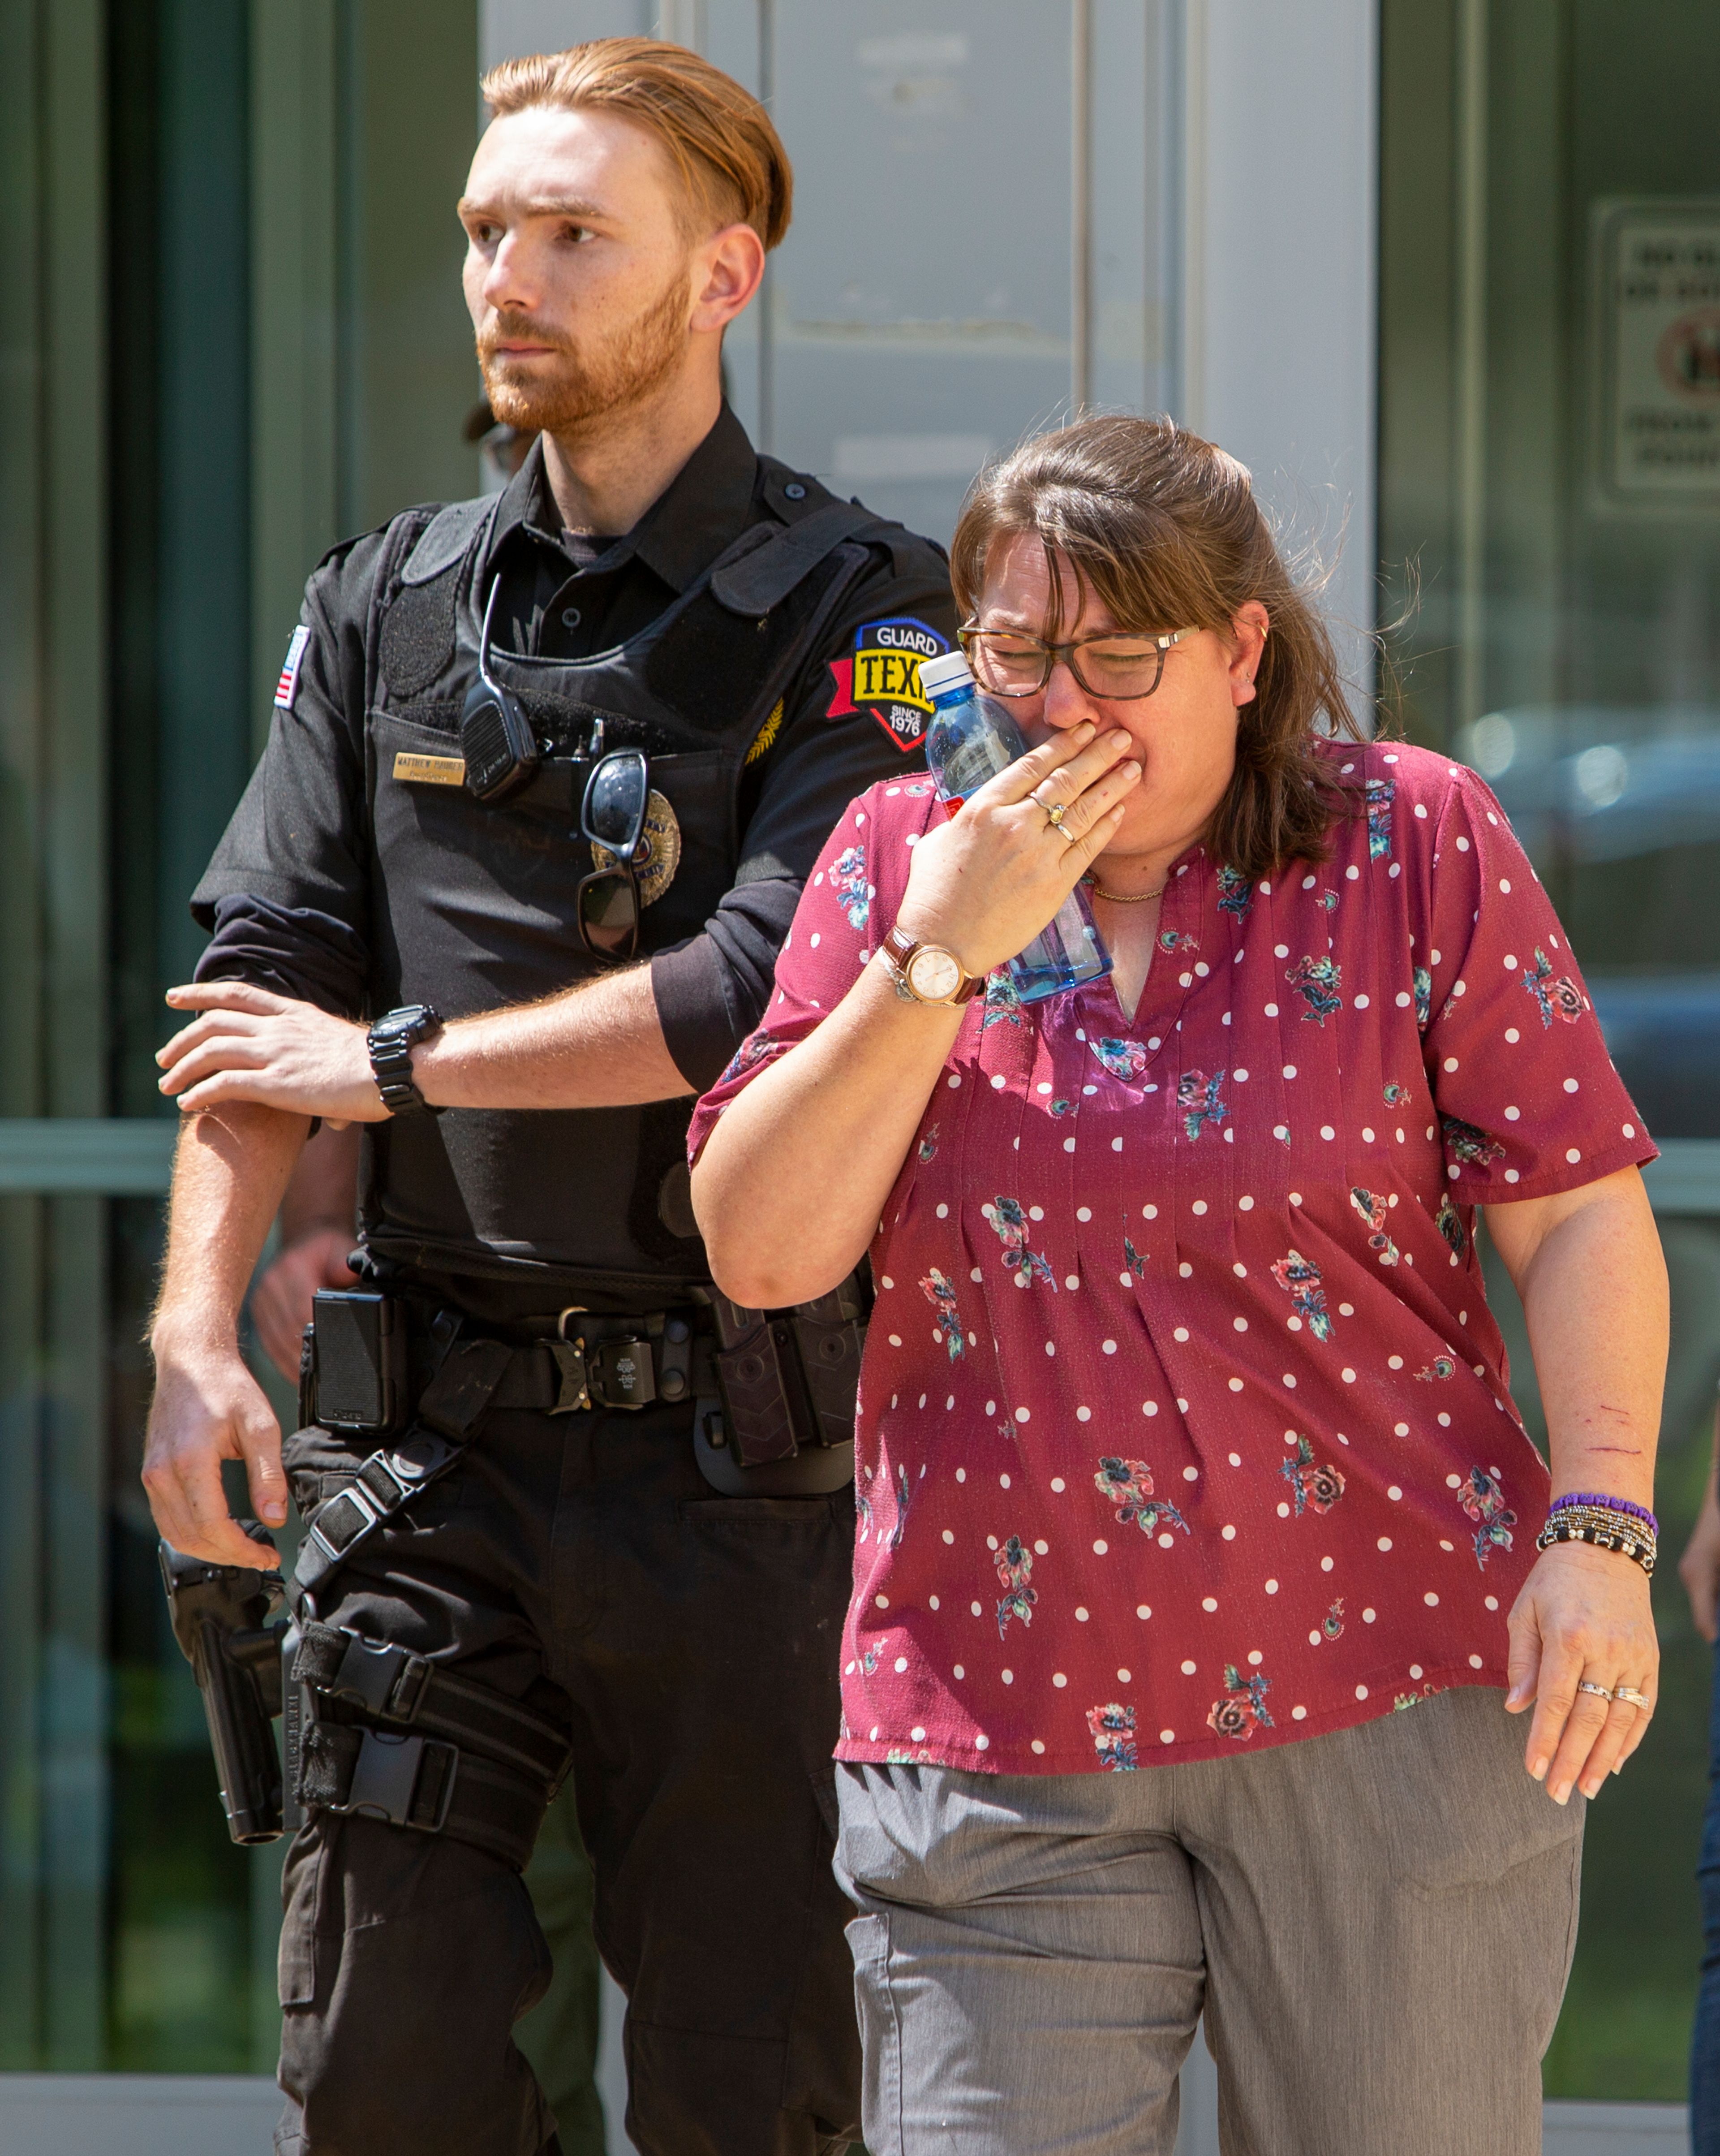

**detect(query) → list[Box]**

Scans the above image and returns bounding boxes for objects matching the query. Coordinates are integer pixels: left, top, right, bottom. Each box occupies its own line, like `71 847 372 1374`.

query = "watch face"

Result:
907 946 963 1002
374 1005 431 1046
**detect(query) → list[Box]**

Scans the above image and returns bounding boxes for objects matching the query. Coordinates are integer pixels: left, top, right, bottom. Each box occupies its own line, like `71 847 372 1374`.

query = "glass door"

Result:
705 0 1181 545
0 0 482 2074
1380 0 1720 2098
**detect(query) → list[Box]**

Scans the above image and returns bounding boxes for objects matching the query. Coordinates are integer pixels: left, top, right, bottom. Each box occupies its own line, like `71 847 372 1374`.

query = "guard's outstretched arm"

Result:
153 963 690 1118
145 1103 308 1566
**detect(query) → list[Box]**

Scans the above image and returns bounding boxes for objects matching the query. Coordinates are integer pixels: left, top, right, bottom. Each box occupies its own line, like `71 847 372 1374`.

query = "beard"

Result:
477 268 692 438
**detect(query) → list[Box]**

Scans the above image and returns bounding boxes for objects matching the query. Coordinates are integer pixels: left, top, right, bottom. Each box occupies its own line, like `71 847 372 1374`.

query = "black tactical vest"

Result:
352 462 903 1309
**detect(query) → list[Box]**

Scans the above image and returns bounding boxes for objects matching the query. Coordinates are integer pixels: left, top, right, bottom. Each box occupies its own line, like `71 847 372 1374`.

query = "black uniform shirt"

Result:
192 405 955 1298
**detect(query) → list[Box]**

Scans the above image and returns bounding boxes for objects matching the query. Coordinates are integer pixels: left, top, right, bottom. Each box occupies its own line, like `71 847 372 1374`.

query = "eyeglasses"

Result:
576 749 650 963
958 624 1195 700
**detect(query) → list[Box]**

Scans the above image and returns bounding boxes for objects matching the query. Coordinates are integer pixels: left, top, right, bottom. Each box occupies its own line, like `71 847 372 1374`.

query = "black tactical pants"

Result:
275 1398 861 2156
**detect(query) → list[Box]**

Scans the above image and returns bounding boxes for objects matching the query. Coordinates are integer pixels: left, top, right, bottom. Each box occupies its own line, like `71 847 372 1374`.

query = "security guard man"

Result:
144 39 953 2156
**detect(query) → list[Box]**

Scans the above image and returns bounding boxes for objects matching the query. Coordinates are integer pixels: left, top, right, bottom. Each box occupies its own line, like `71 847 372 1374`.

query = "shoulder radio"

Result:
459 575 540 802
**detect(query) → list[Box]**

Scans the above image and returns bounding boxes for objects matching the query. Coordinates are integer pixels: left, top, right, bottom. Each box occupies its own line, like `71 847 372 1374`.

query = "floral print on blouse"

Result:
688 742 1655 1773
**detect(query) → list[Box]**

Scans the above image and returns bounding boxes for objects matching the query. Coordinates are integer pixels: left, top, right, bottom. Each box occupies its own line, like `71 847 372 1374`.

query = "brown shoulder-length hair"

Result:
950 414 1364 880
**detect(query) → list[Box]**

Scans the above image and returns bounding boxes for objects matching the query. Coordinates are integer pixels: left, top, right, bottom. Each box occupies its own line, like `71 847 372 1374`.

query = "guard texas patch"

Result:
826 616 947 752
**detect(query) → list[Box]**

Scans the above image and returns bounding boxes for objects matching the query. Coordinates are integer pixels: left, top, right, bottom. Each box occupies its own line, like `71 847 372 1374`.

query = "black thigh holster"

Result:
287 1623 569 1871
165 1306 572 1862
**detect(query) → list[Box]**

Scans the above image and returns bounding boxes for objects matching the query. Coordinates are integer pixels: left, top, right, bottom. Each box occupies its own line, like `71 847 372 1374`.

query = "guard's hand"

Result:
894 721 1140 977
1505 1539 1658 1804
252 1228 356 1383
144 1333 288 1569
157 983 385 1122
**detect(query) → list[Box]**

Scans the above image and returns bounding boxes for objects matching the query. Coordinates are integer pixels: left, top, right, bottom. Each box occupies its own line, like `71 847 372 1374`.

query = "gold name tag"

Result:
392 751 466 786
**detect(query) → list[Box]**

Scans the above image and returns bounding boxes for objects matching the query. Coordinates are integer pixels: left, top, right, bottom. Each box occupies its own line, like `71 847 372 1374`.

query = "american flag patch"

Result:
274 625 310 708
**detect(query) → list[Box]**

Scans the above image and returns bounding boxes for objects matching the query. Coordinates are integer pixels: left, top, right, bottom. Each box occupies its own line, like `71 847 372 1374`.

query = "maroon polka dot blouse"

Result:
688 741 1655 1775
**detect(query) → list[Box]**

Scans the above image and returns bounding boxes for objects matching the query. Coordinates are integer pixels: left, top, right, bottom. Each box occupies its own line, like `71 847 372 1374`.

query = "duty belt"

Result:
294 1305 708 1600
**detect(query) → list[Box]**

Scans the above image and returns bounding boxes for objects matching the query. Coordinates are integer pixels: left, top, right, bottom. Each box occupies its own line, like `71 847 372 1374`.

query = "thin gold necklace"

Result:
1084 875 1167 904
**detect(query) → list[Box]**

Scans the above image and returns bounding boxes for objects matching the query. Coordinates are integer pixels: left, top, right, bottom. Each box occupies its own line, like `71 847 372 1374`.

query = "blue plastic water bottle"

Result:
917 650 1112 1003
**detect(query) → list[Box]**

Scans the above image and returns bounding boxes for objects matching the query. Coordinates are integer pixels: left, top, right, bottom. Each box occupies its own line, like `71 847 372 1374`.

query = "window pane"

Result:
1381 0 1720 2099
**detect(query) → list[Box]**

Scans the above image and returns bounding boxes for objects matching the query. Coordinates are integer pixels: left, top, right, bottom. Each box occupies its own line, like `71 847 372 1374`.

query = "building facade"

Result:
0 0 1712 2141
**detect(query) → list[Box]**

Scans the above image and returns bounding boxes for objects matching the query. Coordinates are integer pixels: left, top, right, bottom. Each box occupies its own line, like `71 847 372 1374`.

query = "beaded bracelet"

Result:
1536 1522 1656 1574
1535 1518 1656 1576
1552 1501 1655 1535
1543 1504 1659 1554
1549 1491 1658 1535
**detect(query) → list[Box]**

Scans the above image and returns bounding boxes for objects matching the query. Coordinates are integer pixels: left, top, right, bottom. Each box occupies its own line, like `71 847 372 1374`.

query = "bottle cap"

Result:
919 649 974 698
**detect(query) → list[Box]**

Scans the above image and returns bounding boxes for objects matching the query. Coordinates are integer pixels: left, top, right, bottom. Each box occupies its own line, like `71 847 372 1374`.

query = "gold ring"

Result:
1575 1679 1613 1702
1614 1686 1651 1709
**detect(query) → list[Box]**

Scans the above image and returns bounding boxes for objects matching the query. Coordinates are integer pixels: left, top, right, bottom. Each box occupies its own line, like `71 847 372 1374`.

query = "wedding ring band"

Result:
1575 1679 1614 1701
1614 1686 1651 1709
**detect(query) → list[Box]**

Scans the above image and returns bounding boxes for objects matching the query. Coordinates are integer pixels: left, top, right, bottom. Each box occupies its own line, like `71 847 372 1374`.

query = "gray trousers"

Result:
835 1687 1582 2156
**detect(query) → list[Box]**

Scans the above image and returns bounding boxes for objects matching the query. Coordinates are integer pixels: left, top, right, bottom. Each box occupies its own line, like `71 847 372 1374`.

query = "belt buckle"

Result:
547 1309 659 1412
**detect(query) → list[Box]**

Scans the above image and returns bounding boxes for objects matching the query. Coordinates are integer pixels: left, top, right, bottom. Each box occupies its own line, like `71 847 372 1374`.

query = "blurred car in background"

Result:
1458 706 1720 1141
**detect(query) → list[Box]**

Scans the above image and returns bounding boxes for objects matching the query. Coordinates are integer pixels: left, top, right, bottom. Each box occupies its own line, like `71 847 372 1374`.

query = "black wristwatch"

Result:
367 1004 444 1116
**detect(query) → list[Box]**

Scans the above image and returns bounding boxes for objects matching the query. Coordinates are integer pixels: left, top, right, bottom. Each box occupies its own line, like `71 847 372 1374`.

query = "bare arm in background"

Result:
144 1105 310 1567
249 1121 361 1381
1681 1404 1720 1644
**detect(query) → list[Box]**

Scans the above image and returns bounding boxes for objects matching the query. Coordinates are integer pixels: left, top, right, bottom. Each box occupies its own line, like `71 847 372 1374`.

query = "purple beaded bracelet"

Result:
1549 1491 1658 1535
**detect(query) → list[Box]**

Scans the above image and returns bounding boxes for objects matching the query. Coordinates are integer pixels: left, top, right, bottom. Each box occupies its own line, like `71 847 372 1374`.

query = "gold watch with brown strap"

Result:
878 923 983 1007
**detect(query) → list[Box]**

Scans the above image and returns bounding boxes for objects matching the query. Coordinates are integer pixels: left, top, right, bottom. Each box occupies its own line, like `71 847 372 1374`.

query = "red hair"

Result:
481 38 792 249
